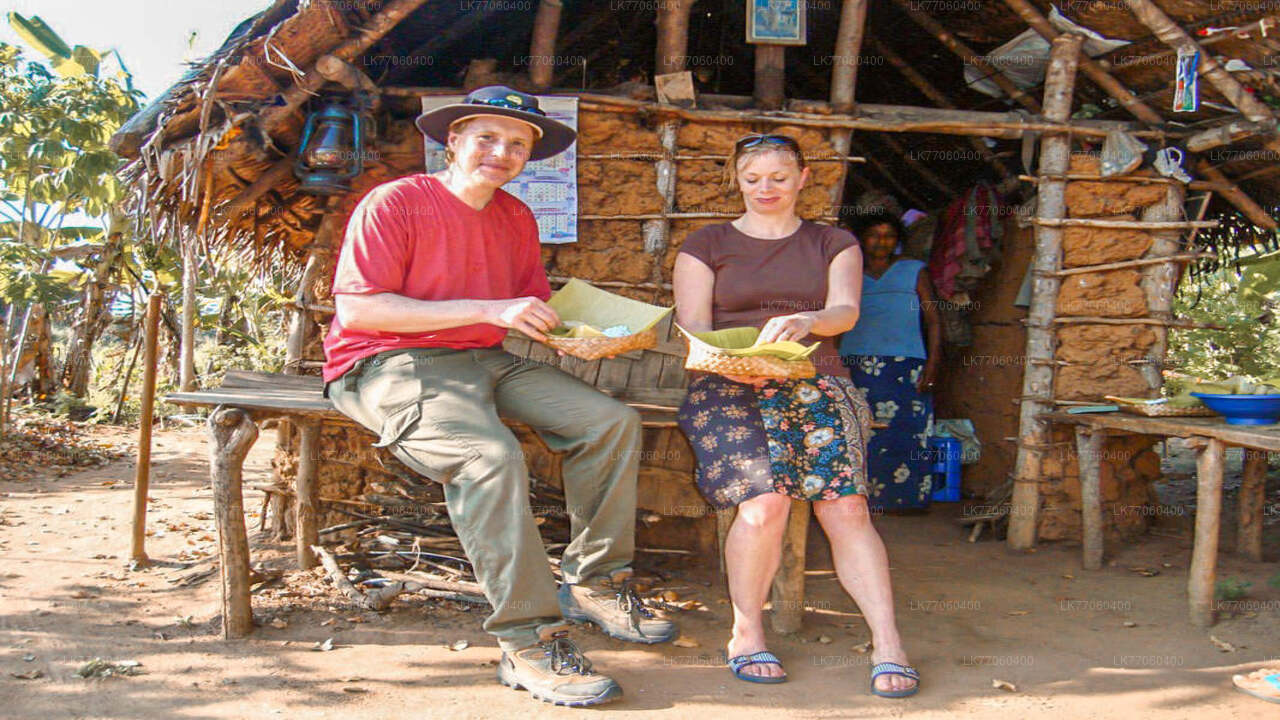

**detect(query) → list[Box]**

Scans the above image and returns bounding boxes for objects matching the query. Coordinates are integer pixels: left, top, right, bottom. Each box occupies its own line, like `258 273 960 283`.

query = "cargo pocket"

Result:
373 402 421 449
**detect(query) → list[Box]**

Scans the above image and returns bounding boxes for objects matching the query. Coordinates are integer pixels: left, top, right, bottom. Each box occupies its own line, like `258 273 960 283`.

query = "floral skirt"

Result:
844 354 935 509
677 373 872 510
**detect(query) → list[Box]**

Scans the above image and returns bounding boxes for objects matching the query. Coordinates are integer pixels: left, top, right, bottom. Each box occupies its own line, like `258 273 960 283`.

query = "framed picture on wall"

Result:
746 0 807 46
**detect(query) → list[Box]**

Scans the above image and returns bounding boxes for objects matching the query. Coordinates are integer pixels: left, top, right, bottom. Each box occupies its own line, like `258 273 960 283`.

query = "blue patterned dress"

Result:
678 373 872 510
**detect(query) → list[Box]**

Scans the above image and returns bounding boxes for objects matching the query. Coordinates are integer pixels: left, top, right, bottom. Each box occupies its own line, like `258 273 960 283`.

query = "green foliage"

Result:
1168 262 1280 388
1214 577 1252 601
0 43 141 217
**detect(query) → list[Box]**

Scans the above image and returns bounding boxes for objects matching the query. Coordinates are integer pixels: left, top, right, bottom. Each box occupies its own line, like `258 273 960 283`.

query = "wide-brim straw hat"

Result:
414 85 576 162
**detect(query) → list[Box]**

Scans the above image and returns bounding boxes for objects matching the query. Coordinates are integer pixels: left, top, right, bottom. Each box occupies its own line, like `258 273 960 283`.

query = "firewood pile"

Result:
302 469 706 618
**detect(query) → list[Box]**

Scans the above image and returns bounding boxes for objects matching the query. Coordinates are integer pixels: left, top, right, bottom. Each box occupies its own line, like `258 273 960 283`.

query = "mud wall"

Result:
944 152 1170 543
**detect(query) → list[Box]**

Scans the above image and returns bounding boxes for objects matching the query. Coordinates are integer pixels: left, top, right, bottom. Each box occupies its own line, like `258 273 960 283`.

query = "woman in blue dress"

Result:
839 210 943 510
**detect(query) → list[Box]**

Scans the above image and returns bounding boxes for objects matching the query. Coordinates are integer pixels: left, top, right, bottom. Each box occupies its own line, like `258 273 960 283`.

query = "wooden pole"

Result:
655 0 694 77
1238 449 1266 562
1076 428 1104 570
829 0 866 113
209 407 259 639
770 500 810 634
891 0 1040 113
130 293 163 566
1008 34 1083 551
529 0 563 91
0 319 9 434
754 45 786 111
295 421 321 569
1137 182 1186 391
826 0 867 215
1188 436 1224 627
1004 0 1277 229
1193 162 1276 230
181 171 213 392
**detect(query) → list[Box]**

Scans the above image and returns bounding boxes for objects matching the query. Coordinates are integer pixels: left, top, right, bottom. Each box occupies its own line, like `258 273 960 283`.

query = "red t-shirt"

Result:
322 174 550 382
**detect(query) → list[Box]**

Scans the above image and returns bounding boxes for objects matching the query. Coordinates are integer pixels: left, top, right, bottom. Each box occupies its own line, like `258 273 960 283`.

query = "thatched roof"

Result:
113 1 1280 269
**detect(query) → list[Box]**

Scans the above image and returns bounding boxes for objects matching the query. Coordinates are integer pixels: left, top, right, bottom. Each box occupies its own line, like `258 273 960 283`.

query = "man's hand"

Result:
486 297 560 342
757 313 816 344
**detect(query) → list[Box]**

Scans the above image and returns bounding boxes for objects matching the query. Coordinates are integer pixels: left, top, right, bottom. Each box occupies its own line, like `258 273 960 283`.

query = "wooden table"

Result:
1042 411 1276 626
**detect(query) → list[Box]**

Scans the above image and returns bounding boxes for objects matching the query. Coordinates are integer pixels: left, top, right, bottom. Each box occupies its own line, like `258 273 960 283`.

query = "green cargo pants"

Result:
327 347 641 651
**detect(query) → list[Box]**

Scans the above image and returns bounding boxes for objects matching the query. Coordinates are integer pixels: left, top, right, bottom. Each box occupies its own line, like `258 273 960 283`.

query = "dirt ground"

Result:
2 425 1278 719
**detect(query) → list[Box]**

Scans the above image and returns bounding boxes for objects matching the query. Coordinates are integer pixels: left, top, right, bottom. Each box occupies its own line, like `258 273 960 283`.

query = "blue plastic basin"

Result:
1189 393 1280 425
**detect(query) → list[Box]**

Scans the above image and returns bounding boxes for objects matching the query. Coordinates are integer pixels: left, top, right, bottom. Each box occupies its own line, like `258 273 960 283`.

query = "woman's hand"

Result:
757 313 815 344
723 374 771 386
916 362 939 393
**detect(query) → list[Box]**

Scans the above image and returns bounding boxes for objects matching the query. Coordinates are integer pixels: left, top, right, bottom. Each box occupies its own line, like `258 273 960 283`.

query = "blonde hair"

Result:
724 134 808 186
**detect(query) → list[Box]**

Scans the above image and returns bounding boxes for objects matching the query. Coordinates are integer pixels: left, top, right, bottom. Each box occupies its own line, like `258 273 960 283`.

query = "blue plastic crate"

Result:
929 436 963 502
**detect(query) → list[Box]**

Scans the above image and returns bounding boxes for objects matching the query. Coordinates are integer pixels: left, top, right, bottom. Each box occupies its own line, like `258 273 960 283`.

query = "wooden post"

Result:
130 294 163 566
770 499 810 634
181 172 213 392
295 421 322 569
0 320 9 435
1135 181 1185 390
716 507 736 580
655 0 694 77
826 0 867 215
528 0 563 91
1188 436 1224 627
1238 448 1266 562
1076 427 1104 570
754 45 785 111
209 407 259 639
1007 34 1083 551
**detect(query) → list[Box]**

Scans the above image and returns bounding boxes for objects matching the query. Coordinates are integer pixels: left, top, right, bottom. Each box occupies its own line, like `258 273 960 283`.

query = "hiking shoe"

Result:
558 572 678 644
497 631 622 707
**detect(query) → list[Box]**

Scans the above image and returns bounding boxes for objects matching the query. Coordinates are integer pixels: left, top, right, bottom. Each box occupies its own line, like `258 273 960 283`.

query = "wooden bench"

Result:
165 370 817 639
1042 411 1277 627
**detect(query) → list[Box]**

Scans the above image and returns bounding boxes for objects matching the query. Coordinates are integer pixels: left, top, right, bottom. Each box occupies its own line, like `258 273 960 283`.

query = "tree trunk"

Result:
62 234 123 397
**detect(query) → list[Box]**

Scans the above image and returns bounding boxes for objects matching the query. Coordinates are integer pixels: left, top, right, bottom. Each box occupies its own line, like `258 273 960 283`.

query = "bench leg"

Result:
209 407 259 639
295 421 322 570
1238 449 1266 562
1189 437 1224 628
1076 428 1104 570
715 507 736 590
770 499 810 634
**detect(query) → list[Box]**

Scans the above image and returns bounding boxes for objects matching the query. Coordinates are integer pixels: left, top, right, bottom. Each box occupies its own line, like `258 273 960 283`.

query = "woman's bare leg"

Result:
813 494 915 693
724 491 792 679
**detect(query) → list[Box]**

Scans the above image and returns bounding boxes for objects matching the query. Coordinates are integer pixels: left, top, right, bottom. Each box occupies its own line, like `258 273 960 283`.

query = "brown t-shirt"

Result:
678 220 859 375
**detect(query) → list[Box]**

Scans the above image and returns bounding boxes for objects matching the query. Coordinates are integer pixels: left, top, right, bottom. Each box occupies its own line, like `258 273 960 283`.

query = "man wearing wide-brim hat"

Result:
322 86 676 708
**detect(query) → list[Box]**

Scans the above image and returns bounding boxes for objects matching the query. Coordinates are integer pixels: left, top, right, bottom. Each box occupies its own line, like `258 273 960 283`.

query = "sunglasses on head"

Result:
470 96 546 117
735 133 799 151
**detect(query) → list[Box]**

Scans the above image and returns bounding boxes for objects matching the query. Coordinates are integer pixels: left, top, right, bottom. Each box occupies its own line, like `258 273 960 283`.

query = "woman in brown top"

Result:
674 134 918 696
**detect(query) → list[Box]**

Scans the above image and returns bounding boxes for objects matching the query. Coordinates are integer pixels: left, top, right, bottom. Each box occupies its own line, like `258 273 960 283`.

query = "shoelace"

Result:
543 632 593 675
615 578 657 633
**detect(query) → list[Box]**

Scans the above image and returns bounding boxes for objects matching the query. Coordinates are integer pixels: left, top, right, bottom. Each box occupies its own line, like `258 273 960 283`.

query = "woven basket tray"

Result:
684 339 816 379
1117 404 1216 418
543 327 657 361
